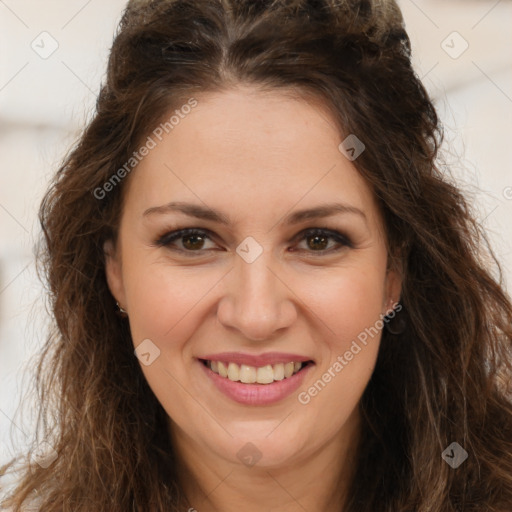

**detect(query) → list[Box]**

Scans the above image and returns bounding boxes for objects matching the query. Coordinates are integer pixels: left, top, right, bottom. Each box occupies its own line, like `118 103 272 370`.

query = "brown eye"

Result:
154 227 352 256
306 233 330 251
182 233 207 250
155 228 218 254
294 228 353 254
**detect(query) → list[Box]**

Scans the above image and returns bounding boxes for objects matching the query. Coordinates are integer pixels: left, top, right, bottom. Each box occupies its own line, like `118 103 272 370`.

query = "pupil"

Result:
182 234 328 251
308 235 328 250
183 235 204 250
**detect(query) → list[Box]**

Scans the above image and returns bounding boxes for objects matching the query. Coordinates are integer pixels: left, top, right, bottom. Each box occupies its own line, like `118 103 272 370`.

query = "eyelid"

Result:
153 228 218 251
291 227 353 250
153 226 354 254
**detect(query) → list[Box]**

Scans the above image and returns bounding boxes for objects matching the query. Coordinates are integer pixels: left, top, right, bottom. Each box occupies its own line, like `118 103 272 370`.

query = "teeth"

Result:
256 365 274 384
227 362 239 381
207 360 305 384
239 364 256 384
273 363 285 381
218 361 228 378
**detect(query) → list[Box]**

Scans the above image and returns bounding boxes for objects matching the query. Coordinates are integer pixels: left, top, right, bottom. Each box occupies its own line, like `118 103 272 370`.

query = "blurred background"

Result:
1 0 511 470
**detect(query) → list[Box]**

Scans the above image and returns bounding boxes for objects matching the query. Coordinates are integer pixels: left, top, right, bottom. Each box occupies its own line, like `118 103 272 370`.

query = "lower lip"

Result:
198 360 313 406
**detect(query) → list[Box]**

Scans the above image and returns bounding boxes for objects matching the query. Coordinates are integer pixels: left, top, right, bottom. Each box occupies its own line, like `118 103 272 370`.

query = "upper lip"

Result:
199 352 314 367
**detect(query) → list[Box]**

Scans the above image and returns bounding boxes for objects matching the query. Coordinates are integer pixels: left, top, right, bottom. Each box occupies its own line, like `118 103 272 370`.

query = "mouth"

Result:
199 359 314 385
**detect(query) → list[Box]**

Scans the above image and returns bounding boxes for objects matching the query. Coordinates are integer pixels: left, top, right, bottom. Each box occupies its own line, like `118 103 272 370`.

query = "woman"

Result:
1 0 512 510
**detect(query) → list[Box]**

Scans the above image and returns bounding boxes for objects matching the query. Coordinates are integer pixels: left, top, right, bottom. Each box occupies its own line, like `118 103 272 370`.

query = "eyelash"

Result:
153 227 353 256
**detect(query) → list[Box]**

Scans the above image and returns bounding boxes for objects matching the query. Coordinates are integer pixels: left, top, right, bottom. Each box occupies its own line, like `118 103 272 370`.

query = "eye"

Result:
154 228 218 254
293 228 353 254
153 227 353 255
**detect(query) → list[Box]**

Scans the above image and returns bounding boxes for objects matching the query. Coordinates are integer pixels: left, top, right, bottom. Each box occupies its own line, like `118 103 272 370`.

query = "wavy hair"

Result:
2 0 512 510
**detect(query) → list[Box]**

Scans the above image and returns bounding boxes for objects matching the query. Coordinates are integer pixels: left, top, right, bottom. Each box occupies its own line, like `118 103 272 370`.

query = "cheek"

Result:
122 253 221 344
299 266 386 402
303 264 386 343
121 246 387 447
123 247 387 348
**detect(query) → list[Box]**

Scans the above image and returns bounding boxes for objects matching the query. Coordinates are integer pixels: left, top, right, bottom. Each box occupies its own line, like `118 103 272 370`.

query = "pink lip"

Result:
199 351 313 367
197 359 314 406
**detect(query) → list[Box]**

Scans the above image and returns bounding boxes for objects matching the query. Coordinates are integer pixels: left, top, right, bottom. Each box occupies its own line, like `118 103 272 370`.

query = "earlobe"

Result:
103 239 126 307
383 267 403 316
384 249 404 307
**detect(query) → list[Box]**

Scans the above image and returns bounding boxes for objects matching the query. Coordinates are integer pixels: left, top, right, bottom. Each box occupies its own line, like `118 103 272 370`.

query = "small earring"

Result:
384 302 406 335
116 301 128 317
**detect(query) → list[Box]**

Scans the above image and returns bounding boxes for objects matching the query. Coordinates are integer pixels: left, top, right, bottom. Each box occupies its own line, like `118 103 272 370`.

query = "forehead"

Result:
122 86 381 229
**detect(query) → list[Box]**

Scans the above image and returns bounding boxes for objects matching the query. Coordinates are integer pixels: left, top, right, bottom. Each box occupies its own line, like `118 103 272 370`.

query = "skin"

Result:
104 84 402 512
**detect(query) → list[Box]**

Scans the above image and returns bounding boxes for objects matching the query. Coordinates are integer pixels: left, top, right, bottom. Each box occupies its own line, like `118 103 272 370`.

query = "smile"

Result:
201 359 310 384
198 357 315 405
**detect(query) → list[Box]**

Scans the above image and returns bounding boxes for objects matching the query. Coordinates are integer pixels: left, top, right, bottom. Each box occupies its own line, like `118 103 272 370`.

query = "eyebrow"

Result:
143 201 367 226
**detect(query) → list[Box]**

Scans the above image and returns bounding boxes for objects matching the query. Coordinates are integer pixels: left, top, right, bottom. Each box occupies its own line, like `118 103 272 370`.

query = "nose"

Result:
216 249 297 341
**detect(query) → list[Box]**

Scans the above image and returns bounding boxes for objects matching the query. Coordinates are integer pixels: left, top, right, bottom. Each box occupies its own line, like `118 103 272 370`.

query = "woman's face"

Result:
105 85 401 470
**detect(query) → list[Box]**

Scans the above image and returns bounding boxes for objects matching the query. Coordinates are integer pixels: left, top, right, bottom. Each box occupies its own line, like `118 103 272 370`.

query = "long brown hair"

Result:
2 0 512 510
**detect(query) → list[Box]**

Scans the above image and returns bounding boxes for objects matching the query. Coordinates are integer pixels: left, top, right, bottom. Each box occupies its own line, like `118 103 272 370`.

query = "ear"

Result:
383 268 403 315
383 253 403 316
104 239 126 308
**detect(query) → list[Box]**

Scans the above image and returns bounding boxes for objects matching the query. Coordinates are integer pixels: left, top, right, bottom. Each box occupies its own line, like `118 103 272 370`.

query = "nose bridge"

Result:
217 244 296 340
239 250 278 310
